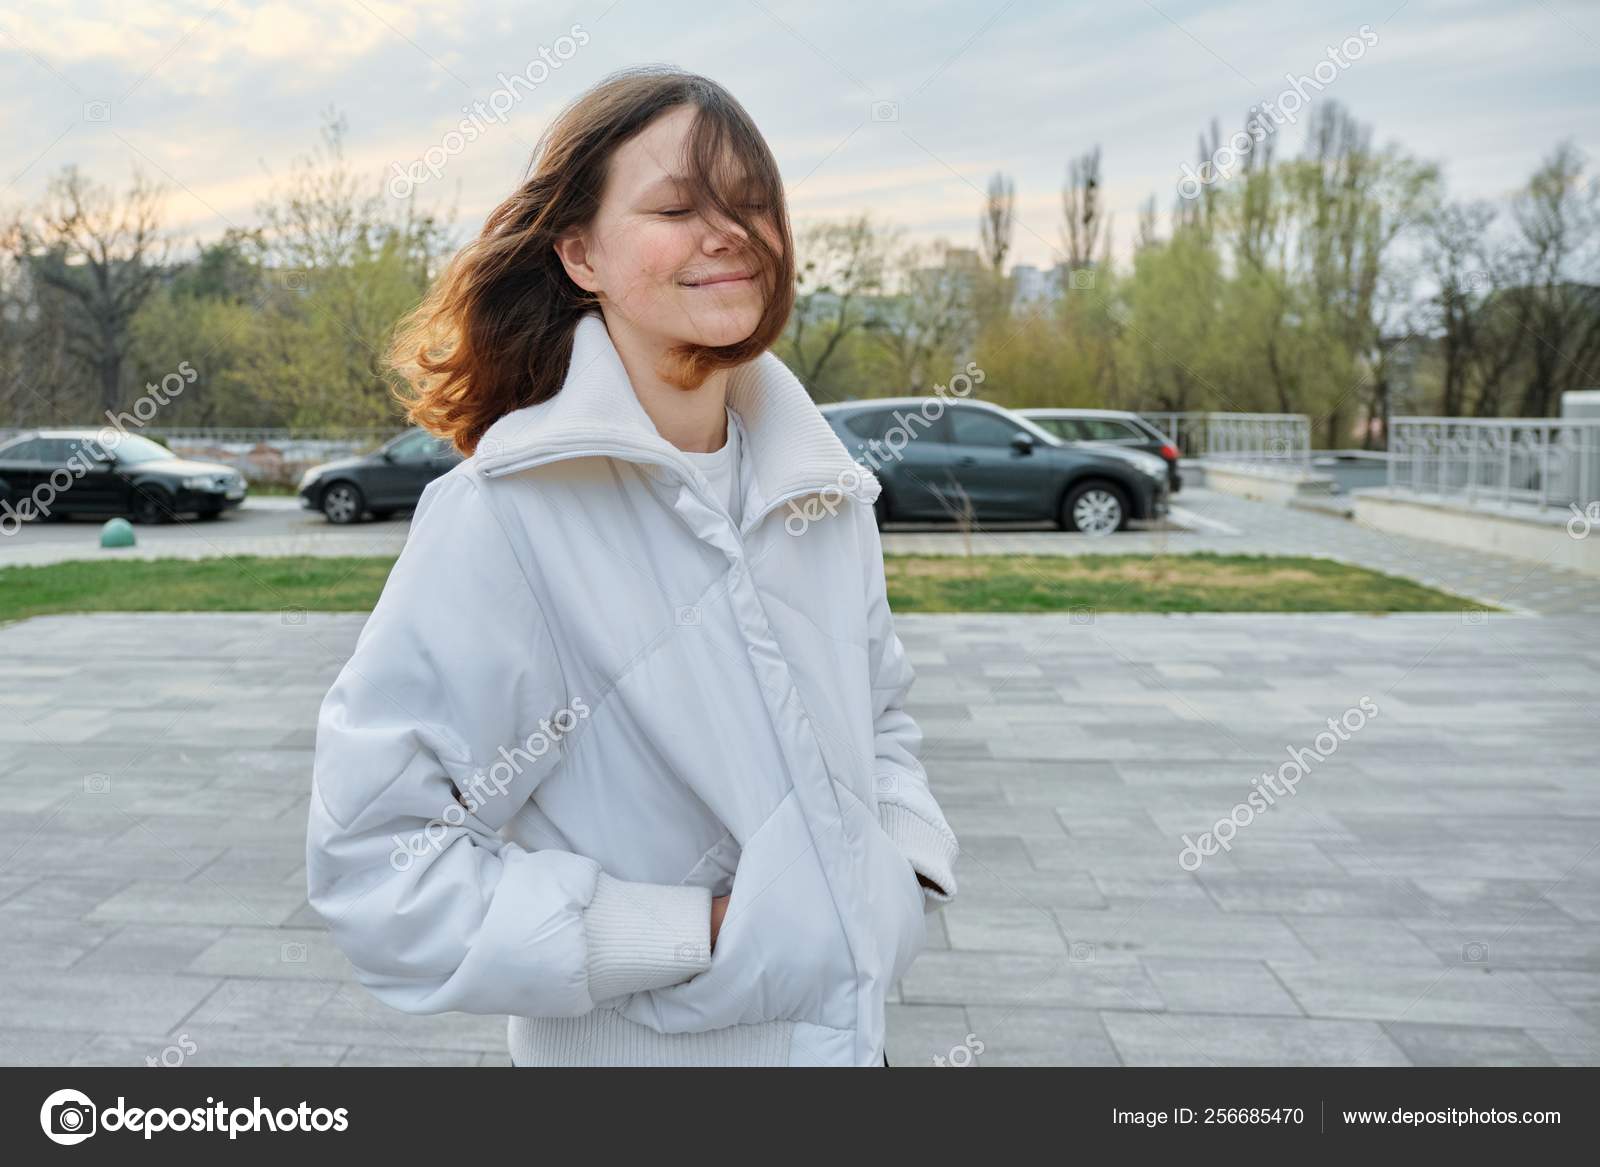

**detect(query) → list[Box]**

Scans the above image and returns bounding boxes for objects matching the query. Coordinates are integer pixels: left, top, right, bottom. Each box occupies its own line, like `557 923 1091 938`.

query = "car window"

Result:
387 430 438 462
63 435 114 465
1078 419 1144 441
122 438 178 464
842 411 889 442
31 439 72 463
0 437 43 462
948 408 1026 447
1030 417 1079 440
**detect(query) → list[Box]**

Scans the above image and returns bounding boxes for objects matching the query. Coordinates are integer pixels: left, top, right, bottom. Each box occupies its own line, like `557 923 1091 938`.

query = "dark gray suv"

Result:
820 398 1169 535
298 428 461 524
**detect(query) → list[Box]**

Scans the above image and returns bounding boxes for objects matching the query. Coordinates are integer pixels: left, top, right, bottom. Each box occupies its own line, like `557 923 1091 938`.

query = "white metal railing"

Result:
1203 413 1311 470
1137 411 1205 455
1387 416 1600 513
1135 411 1312 470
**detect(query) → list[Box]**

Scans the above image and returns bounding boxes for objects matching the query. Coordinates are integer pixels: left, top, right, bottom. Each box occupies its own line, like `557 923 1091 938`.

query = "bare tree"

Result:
1423 200 1503 416
783 214 891 397
979 172 1015 274
1295 102 1439 443
868 238 975 391
0 228 77 425
1061 146 1110 278
1508 140 1600 416
975 173 1018 327
17 165 169 414
1135 194 1159 252
1175 119 1222 237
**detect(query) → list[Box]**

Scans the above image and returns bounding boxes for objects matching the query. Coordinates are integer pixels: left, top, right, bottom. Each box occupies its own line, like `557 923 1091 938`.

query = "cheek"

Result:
612 222 694 291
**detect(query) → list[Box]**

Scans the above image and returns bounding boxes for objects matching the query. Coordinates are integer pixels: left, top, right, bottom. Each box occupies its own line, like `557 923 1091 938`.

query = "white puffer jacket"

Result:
305 311 960 1067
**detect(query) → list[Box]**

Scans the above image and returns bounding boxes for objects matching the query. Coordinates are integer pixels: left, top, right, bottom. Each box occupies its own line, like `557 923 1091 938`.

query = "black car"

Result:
1018 408 1184 493
298 427 462 524
0 429 246 523
820 398 1169 535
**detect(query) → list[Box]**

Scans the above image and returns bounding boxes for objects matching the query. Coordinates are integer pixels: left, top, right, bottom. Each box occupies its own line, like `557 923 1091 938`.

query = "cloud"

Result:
0 0 1593 270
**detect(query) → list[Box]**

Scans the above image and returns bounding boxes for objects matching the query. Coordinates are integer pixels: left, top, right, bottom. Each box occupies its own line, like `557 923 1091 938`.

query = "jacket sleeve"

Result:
305 469 712 1017
857 497 960 910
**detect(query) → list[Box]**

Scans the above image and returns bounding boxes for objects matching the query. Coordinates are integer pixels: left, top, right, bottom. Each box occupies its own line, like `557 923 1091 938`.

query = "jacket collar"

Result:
474 311 878 523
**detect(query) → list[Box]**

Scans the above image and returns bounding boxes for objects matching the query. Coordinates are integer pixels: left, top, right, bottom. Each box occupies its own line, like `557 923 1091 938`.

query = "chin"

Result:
667 304 763 349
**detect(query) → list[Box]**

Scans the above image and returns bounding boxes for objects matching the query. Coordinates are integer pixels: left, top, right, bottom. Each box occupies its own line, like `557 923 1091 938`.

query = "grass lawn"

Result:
0 552 1484 624
886 552 1480 613
0 556 395 623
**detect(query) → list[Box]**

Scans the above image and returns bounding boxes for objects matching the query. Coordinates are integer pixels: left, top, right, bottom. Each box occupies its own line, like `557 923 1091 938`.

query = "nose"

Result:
700 206 750 252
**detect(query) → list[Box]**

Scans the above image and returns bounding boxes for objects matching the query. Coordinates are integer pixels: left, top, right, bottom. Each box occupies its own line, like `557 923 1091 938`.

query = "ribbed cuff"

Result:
582 872 714 1004
877 802 959 909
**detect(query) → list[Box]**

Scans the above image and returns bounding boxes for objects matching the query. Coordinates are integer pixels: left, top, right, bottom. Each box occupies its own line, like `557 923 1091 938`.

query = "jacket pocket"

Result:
615 789 857 1034
680 828 740 898
834 779 928 989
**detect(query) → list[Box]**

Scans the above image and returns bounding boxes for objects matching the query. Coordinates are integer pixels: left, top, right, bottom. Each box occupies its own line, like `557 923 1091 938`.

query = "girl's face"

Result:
557 104 779 350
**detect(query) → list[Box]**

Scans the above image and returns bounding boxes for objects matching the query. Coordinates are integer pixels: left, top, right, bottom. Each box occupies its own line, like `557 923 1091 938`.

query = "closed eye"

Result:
657 203 769 218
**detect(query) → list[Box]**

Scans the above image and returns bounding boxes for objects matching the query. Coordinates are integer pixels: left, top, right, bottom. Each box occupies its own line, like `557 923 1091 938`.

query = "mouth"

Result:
679 270 757 289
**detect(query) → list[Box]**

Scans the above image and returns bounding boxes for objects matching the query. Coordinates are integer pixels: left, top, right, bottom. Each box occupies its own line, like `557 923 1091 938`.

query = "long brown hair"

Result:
386 65 796 455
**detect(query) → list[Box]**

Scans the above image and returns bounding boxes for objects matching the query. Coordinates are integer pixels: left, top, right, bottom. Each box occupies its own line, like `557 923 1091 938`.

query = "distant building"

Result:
1010 262 1071 306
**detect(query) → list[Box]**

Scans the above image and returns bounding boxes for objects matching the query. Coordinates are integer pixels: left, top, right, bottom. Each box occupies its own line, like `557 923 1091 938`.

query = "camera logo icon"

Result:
40 1088 97 1145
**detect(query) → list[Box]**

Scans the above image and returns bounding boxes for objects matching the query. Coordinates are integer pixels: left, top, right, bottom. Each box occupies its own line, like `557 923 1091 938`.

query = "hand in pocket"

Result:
619 791 856 1034
856 808 929 988
710 894 730 949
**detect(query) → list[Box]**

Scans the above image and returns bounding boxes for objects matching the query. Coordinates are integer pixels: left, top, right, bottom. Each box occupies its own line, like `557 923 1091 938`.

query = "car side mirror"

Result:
1011 433 1035 456
381 449 397 463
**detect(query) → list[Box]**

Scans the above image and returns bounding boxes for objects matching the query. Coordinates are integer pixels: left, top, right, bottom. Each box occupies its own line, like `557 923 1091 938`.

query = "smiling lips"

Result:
681 270 755 288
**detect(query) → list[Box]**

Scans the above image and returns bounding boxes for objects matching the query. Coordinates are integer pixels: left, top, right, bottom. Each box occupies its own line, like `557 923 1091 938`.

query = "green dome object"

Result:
100 517 136 548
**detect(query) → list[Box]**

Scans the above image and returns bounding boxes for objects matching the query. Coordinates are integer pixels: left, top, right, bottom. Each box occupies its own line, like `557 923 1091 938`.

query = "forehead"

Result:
606 107 753 200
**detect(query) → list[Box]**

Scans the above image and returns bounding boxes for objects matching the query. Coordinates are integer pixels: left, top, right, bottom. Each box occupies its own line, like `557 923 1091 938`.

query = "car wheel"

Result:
1060 480 1127 536
132 485 174 524
321 481 365 525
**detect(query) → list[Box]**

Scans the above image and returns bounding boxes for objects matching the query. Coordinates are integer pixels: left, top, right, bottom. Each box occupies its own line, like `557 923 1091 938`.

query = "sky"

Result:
1 0 1595 269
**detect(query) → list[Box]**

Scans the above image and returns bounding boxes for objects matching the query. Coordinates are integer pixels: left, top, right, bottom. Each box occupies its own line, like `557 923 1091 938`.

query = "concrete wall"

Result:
1354 489 1600 576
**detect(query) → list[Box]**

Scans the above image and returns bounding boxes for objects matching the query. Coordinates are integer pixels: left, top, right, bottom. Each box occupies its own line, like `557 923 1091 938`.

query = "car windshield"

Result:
105 434 177 464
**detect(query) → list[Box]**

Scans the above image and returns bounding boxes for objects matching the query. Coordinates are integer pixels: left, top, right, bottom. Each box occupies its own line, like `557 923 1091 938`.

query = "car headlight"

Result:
298 468 321 489
182 475 217 490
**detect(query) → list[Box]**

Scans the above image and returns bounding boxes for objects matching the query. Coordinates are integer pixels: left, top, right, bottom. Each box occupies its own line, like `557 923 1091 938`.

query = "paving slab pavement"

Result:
1 608 1594 1066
